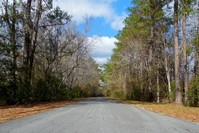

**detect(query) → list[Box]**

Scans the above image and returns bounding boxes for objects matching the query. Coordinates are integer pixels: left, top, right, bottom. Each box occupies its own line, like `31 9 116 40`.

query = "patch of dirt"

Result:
123 100 199 123
0 98 85 123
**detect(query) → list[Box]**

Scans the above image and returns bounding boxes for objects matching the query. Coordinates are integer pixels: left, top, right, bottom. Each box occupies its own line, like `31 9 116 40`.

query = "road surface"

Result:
0 97 198 133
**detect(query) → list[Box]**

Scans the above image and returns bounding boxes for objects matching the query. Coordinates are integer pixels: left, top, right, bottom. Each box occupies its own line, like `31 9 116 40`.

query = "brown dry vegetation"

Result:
0 99 85 123
122 100 199 123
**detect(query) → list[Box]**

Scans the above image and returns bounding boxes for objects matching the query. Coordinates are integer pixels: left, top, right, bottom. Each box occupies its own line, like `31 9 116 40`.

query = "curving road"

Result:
0 97 198 133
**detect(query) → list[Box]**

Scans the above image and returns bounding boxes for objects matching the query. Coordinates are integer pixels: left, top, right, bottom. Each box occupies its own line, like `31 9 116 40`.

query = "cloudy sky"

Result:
54 0 131 65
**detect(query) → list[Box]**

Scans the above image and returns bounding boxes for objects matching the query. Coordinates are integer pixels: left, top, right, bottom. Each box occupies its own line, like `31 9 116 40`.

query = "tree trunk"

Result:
11 0 17 101
174 0 182 104
194 1 199 76
140 56 144 97
182 13 188 103
23 0 42 85
148 25 154 101
24 0 32 85
157 70 160 103
163 35 171 101
5 0 18 102
165 56 171 94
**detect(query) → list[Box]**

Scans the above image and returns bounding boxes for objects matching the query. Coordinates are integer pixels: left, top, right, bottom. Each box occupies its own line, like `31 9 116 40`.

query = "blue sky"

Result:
54 0 131 65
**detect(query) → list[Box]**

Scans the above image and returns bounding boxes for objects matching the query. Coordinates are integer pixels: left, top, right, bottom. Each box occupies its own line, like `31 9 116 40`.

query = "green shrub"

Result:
188 77 199 107
18 82 33 104
69 86 88 98
113 89 125 99
34 74 68 102
125 84 142 101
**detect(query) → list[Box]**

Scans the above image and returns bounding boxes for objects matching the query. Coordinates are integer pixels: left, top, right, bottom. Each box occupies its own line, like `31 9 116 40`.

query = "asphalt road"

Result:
0 97 198 133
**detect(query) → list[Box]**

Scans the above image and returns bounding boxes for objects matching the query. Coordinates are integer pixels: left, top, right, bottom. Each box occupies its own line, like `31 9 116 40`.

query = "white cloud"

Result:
53 0 122 65
53 0 125 30
111 13 127 30
93 57 109 65
89 36 117 65
53 0 112 22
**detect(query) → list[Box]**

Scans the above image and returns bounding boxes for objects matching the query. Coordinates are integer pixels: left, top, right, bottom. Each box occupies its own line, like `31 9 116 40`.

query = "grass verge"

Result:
0 98 85 123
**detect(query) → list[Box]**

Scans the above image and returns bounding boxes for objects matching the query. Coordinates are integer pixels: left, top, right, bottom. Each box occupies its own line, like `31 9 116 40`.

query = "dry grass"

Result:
122 100 199 123
0 98 85 123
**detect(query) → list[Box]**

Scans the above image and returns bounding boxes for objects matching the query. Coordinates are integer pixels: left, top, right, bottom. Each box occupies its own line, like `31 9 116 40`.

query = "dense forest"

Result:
0 0 100 104
101 0 199 106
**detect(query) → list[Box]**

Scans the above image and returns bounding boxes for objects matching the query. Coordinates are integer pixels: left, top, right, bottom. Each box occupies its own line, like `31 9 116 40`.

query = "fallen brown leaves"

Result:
123 100 199 123
0 98 85 123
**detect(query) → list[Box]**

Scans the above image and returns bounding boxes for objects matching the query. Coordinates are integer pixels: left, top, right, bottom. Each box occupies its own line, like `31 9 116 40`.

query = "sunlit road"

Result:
0 97 198 133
